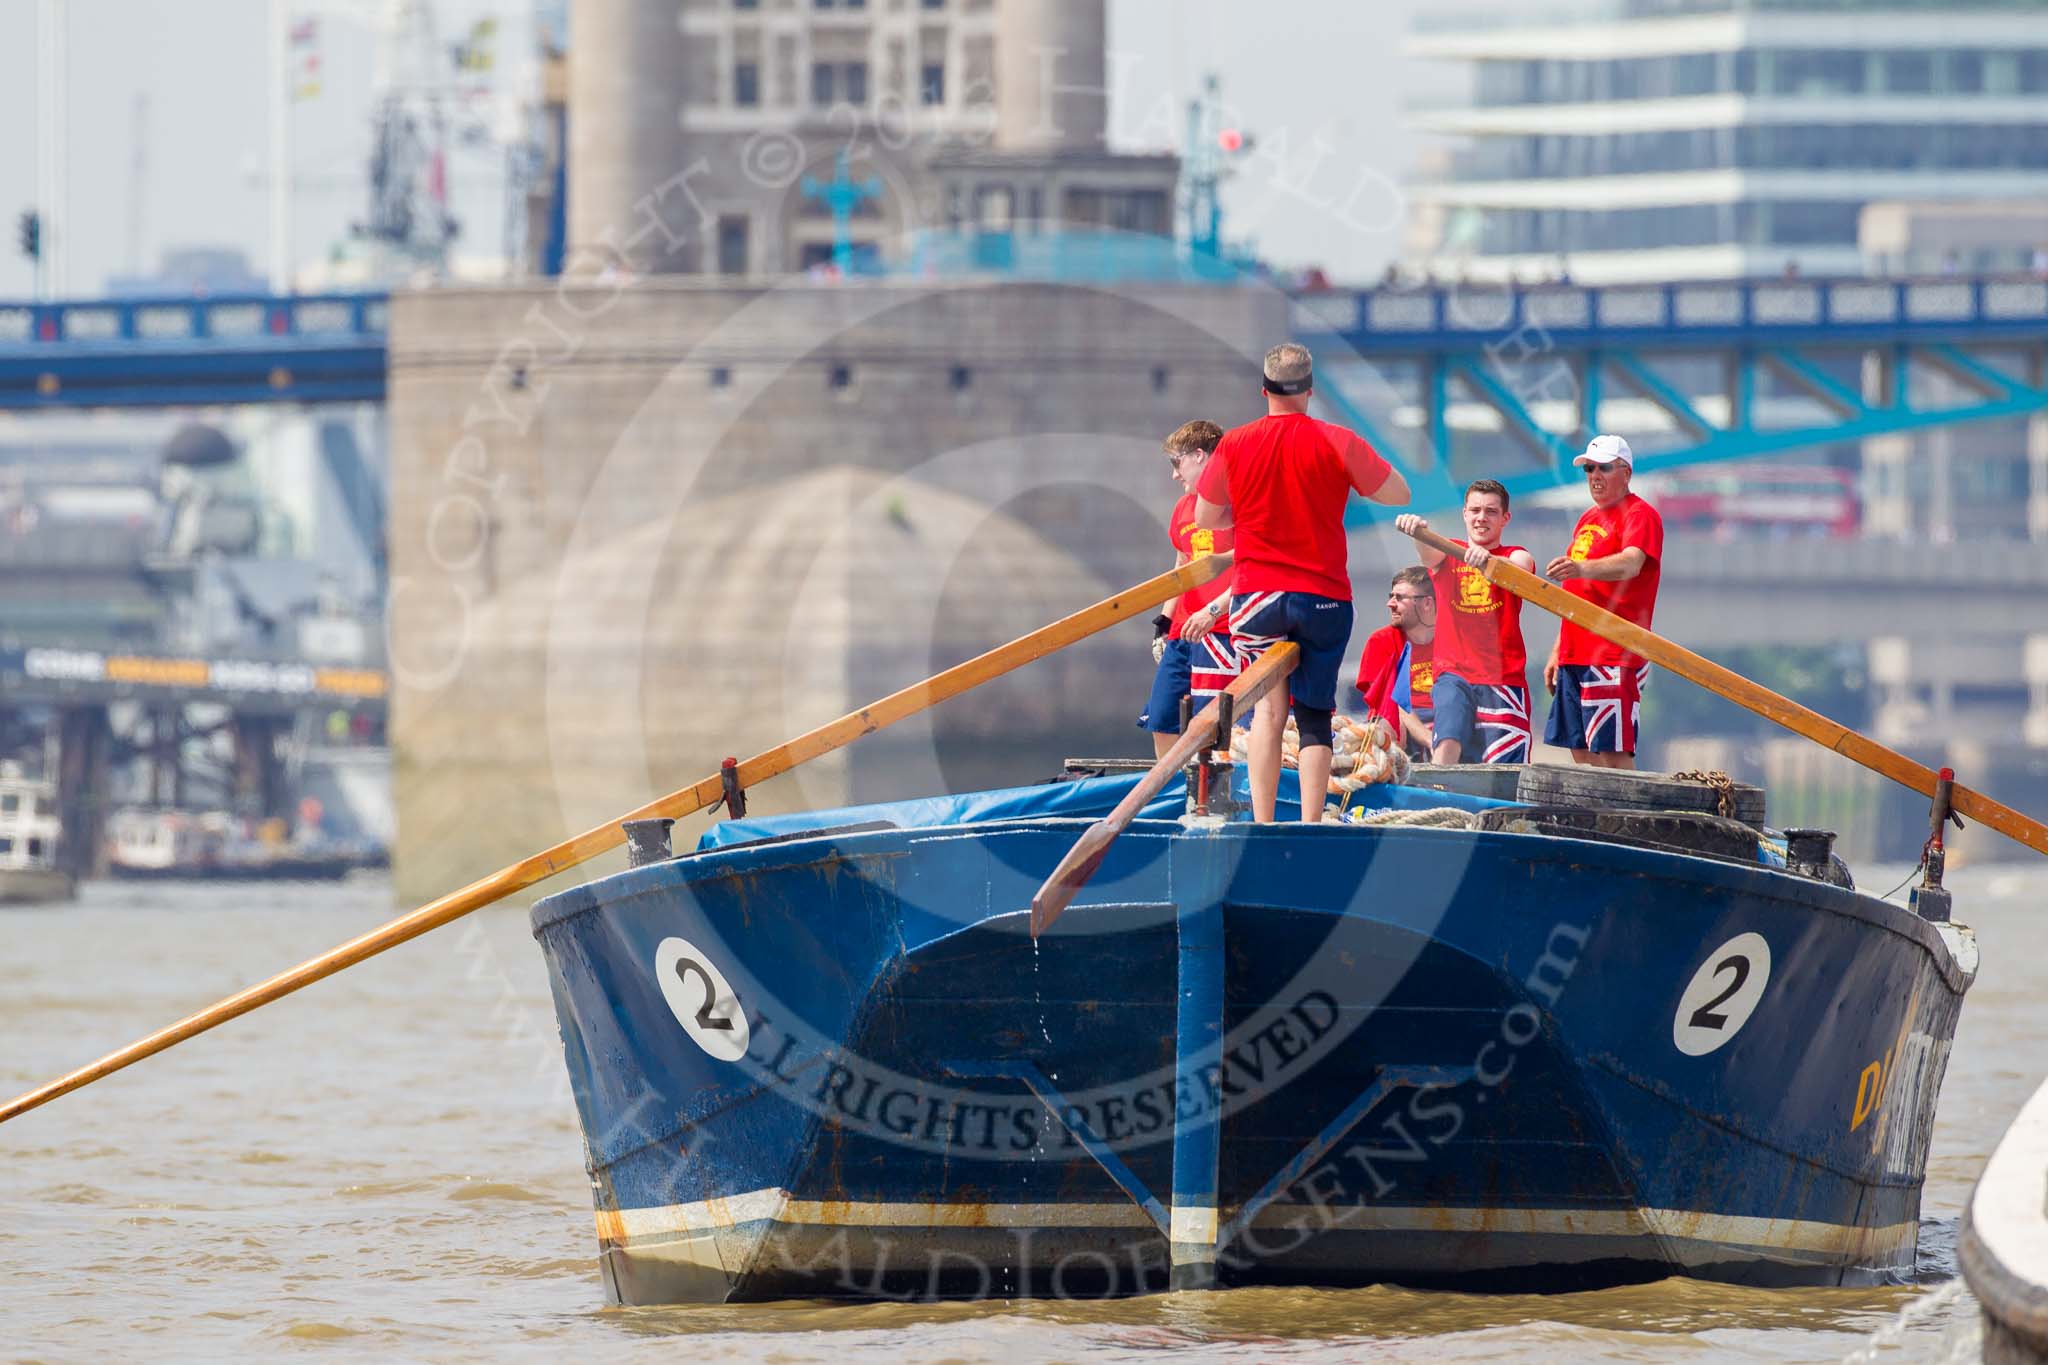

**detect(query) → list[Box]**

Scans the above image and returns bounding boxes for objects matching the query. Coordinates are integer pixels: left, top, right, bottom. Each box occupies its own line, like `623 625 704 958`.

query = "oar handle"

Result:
0 554 1236 1129
1405 523 1473 563
1396 522 2048 859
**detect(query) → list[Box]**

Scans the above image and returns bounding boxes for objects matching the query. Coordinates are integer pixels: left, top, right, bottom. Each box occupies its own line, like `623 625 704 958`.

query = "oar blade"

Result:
1030 642 1301 940
0 557 1236 1129
1030 821 1115 938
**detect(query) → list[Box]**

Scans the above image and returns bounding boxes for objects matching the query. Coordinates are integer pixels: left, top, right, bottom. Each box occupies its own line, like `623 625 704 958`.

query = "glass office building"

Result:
1406 0 2048 281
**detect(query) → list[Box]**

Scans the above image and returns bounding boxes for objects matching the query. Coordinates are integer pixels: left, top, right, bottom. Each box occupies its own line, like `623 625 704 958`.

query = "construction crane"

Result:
1181 73 1254 264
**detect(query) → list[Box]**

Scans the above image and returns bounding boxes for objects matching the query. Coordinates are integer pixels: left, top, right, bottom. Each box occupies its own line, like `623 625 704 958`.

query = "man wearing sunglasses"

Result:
1355 566 1436 758
1542 434 1663 769
1138 420 1238 759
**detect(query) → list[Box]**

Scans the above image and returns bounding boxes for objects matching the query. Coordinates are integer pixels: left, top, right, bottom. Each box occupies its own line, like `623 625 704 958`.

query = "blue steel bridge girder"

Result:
1298 275 2048 520
0 294 389 410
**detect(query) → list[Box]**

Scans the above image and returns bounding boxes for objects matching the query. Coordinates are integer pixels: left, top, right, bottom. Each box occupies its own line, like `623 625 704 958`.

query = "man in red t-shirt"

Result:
1194 342 1411 823
1138 420 1237 758
1354 566 1435 757
1543 434 1664 769
1394 479 1538 765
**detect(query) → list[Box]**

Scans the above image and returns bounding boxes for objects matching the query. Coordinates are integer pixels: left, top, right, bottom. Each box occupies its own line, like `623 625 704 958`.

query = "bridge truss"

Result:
4 277 2047 508
0 294 387 409
1294 275 2048 516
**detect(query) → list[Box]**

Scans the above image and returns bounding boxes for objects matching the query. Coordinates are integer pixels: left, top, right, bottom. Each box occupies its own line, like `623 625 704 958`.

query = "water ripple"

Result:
1 872 2040 1363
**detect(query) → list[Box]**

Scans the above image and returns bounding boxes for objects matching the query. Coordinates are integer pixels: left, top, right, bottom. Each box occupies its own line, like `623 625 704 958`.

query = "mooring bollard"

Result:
621 818 676 868
1783 828 1836 880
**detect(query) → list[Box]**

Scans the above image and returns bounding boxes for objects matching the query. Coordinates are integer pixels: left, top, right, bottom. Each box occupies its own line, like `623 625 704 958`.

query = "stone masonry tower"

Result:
567 0 697 274
995 0 1109 155
559 0 1176 274
936 0 1176 243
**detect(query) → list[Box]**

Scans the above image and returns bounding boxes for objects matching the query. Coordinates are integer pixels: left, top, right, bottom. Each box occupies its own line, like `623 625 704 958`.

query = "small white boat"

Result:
0 766 74 907
106 807 372 881
1962 1074 2048 1361
106 807 219 877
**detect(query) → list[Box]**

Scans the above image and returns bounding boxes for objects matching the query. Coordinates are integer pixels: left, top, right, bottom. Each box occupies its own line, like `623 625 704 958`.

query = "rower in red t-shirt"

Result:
1542 434 1665 770
1393 479 1539 766
1354 565 1436 757
1137 420 1237 759
1194 342 1411 824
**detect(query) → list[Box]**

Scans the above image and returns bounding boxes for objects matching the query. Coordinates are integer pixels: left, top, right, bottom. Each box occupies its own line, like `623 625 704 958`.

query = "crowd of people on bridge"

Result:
1142 342 1665 824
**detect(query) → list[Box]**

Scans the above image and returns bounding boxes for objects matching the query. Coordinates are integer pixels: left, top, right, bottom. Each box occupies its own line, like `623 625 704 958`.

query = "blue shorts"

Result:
1228 591 1355 712
1136 632 1240 734
1432 673 1532 764
1545 663 1647 755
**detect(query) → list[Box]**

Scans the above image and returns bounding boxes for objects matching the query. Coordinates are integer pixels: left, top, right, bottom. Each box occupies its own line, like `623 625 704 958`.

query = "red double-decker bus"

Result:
1649 463 1859 539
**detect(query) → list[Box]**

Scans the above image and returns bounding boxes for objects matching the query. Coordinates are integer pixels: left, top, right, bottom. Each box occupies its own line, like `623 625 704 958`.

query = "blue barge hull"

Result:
531 772 1976 1304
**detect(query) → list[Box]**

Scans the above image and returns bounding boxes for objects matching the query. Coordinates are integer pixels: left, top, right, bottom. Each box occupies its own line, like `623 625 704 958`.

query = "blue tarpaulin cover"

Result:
695 768 1514 852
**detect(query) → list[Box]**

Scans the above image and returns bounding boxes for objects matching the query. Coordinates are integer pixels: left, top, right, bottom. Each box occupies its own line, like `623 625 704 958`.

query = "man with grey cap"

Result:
1195 342 1412 823
1542 434 1664 770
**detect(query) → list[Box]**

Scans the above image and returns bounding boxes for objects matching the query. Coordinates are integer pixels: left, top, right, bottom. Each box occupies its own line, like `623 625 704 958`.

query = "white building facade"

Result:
1406 0 2048 284
566 0 1177 278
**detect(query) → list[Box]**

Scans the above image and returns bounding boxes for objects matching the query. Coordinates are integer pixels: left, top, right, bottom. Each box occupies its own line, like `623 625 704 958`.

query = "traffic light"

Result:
17 210 38 262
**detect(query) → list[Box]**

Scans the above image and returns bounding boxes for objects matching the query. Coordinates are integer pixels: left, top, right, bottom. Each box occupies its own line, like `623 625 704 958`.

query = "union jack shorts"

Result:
1433 673 1532 765
1137 631 1240 734
1545 662 1651 756
1188 628 1240 699
1226 590 1355 711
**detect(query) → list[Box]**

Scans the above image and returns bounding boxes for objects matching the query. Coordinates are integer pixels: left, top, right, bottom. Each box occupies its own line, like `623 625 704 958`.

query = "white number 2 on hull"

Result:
1673 932 1771 1057
655 936 751 1062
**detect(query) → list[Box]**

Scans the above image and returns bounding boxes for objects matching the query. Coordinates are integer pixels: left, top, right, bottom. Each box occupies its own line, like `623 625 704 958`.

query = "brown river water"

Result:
3 865 2043 1362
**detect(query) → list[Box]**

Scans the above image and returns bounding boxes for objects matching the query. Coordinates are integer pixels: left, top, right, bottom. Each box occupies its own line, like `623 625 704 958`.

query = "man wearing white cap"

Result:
1542 434 1664 770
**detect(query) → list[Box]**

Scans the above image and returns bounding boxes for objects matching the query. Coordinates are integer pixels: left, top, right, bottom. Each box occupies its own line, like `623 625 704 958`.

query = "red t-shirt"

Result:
1194 414 1392 600
1429 541 1528 687
1556 493 1664 667
1355 624 1433 715
1166 492 1234 628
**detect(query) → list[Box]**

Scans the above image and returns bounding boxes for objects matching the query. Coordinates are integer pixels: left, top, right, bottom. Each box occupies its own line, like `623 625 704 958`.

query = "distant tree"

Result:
1639 644 1869 740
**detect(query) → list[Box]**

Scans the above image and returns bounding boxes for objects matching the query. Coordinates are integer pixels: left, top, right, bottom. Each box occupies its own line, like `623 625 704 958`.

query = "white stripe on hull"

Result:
598 1189 1917 1261
598 1194 1155 1242
1245 1202 1917 1260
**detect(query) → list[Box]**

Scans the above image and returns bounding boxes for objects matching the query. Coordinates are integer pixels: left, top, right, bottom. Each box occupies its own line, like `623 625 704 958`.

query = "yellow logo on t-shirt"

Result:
1412 658 1434 692
1569 524 1606 561
1189 528 1216 557
1453 564 1496 613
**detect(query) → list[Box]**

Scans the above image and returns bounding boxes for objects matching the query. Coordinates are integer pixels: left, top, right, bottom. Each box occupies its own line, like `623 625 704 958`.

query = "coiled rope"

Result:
1336 806 1478 829
1228 714 1412 795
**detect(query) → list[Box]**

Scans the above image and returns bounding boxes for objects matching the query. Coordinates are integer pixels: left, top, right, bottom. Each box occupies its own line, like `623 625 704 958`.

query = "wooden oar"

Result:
1401 523 2048 858
0 556 1232 1127
1031 641 1299 939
